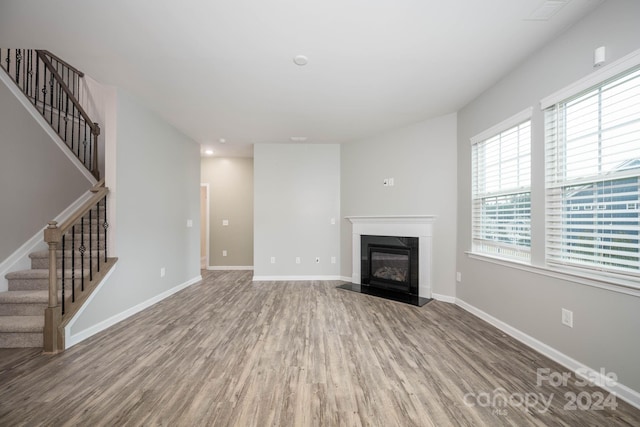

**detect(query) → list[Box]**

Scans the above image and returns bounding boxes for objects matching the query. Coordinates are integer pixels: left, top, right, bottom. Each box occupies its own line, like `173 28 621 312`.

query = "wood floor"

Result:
1 270 639 426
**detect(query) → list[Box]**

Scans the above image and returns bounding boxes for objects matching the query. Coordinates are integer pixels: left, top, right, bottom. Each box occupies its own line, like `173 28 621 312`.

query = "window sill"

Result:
465 251 640 297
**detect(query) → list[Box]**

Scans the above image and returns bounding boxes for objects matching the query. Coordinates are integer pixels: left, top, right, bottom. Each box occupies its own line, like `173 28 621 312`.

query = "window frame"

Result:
543 65 640 280
470 108 533 262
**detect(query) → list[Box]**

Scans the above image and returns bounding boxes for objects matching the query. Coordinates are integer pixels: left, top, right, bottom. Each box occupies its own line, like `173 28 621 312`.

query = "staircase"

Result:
0 49 116 352
0 204 106 348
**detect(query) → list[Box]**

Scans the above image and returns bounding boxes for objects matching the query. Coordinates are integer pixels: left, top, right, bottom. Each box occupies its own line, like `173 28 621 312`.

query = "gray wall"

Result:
71 89 201 334
341 113 458 297
0 79 92 263
254 144 340 278
201 157 254 267
456 0 640 391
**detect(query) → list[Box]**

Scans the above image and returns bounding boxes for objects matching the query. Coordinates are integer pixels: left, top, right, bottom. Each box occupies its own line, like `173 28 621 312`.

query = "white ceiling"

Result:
0 0 603 157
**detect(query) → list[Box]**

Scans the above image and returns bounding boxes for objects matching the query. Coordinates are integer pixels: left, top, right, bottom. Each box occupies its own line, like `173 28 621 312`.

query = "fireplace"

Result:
341 215 435 306
361 235 419 296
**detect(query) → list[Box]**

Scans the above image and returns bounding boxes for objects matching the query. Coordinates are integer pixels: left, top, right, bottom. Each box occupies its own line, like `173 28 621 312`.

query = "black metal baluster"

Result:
22 50 27 92
96 202 101 273
72 104 77 155
15 49 21 84
41 67 47 115
61 234 66 315
89 209 93 282
103 196 109 262
80 217 85 292
71 225 76 303
89 129 93 172
24 49 31 97
57 81 62 133
64 94 69 141
83 122 88 166
49 74 54 124
34 55 39 108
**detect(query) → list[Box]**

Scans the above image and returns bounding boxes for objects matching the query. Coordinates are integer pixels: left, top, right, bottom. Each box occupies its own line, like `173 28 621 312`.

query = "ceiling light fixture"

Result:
293 55 308 66
219 138 226 143
204 149 214 155
290 136 308 142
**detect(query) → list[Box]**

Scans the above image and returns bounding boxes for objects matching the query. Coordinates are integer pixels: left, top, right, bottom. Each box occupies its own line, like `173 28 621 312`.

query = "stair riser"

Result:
0 332 43 348
0 304 47 316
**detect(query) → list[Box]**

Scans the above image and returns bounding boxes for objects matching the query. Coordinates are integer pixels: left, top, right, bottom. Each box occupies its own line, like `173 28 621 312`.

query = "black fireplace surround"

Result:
344 234 428 306
361 235 418 295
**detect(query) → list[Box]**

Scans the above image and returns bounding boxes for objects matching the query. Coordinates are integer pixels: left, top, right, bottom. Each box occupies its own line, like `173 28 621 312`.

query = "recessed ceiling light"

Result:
293 55 308 66
204 149 214 155
219 138 226 143
290 136 308 142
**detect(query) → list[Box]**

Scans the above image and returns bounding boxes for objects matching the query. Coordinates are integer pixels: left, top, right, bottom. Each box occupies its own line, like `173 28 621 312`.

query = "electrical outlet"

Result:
160 267 166 278
186 219 193 228
296 257 301 264
456 272 462 282
331 256 336 264
222 250 227 257
389 178 394 186
315 257 320 263
562 308 573 328
270 256 276 264
383 178 389 186
222 219 229 226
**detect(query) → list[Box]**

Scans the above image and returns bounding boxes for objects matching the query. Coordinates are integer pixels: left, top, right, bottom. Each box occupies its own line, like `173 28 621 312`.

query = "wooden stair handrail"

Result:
39 50 85 77
36 51 99 137
44 185 108 244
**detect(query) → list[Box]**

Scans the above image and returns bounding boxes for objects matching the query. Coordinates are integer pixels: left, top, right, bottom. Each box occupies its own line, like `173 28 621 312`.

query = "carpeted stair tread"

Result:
6 269 89 280
29 249 106 259
0 316 44 333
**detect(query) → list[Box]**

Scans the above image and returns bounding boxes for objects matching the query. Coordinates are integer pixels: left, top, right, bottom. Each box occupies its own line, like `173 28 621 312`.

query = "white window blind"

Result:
545 66 640 277
472 120 531 260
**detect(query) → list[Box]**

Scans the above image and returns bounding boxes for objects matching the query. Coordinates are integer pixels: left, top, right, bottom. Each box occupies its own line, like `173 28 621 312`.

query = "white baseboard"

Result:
455 298 640 410
339 276 352 283
207 266 254 271
252 275 343 282
65 274 202 348
432 293 456 303
0 189 97 292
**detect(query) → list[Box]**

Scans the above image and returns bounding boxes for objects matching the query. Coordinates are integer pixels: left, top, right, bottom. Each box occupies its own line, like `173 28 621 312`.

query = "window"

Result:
545 66 640 277
472 111 531 261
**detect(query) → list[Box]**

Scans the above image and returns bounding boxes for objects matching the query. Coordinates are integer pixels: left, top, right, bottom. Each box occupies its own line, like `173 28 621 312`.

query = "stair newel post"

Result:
43 221 63 353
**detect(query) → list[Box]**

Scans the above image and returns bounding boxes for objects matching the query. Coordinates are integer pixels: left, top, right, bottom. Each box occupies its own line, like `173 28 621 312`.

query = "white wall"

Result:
253 144 340 279
341 113 458 299
69 89 201 336
457 0 640 394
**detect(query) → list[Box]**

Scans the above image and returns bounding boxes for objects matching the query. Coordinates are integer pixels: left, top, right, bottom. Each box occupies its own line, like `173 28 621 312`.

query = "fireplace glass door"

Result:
368 246 411 292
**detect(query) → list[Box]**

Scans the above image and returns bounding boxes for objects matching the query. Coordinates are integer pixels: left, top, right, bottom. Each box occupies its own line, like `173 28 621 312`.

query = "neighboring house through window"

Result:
471 109 532 261
544 66 640 278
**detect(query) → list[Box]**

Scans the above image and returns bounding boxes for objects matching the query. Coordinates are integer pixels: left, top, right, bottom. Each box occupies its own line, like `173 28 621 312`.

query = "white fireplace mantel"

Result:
346 215 436 298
